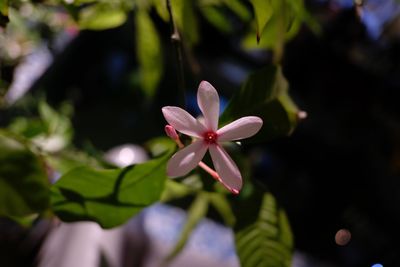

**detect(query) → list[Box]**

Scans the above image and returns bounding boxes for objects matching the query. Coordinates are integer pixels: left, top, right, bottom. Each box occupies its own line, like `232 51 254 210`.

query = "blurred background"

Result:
1 0 400 266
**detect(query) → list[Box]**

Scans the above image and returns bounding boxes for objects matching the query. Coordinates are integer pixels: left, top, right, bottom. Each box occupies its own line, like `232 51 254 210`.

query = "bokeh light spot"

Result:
335 229 351 246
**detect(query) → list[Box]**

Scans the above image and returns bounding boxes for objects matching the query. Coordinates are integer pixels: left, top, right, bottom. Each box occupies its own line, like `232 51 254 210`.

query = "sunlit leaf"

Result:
250 0 273 42
172 0 199 45
222 0 252 21
0 132 49 217
135 10 163 97
153 0 169 21
8 101 73 152
164 192 209 262
78 3 127 30
35 101 73 152
285 0 320 34
45 149 101 175
220 65 299 143
51 138 175 228
235 192 293 267
245 0 319 49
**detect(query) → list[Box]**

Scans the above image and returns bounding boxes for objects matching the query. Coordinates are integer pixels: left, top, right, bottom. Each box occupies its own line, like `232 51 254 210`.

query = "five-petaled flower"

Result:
162 81 263 193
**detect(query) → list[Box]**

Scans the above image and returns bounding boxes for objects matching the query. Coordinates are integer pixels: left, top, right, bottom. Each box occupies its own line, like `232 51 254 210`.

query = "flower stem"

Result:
166 0 186 108
198 161 221 182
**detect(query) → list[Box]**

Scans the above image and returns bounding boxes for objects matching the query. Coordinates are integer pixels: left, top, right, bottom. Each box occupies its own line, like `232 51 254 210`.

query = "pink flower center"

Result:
203 131 218 144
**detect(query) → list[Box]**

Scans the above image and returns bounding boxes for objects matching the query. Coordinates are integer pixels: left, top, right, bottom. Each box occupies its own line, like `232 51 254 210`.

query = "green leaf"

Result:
0 0 8 27
45 149 101 174
222 0 251 21
153 0 169 21
285 0 320 34
245 0 319 49
8 101 73 152
200 6 233 33
160 179 196 202
235 192 293 267
78 3 127 30
35 101 73 152
172 0 199 45
250 0 274 42
164 192 209 262
135 10 163 97
51 138 175 228
0 0 7 15
208 193 235 226
220 65 299 143
0 132 49 217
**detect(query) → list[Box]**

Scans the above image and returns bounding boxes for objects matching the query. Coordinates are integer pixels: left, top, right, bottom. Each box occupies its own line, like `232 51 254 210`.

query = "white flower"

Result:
162 81 263 193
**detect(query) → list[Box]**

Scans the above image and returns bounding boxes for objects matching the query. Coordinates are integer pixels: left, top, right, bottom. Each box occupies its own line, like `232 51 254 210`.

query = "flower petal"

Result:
209 144 242 192
167 140 208 177
162 106 206 137
197 81 220 131
217 116 263 142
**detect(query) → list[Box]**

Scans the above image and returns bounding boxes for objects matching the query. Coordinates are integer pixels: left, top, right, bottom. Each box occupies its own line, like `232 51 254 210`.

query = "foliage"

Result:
220 65 299 143
235 192 293 267
0 132 49 217
0 0 310 264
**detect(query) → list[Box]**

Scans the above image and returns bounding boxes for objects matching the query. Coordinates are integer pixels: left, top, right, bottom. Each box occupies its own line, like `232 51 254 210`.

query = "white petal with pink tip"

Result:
197 81 220 131
209 144 242 192
162 106 206 138
167 140 208 177
217 116 263 141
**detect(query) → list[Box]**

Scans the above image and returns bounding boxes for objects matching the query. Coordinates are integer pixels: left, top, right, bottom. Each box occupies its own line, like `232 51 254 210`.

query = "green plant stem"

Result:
273 0 286 64
166 0 186 108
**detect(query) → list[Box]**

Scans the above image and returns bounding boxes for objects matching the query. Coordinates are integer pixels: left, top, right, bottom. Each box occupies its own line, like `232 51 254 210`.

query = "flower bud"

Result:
165 125 179 140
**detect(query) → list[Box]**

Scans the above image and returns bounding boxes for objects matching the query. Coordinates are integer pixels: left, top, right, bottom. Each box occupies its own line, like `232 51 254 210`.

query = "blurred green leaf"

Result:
245 0 319 53
7 214 39 228
135 10 163 97
0 0 7 15
161 179 196 202
172 0 199 45
250 0 274 42
8 101 73 152
286 0 320 34
51 138 175 228
200 6 233 33
208 193 235 226
165 192 209 262
220 65 299 143
222 0 251 21
0 132 49 217
45 149 101 174
153 0 169 21
78 3 127 30
73 0 99 5
235 192 293 267
0 0 8 27
35 101 73 151
146 136 177 157
8 118 47 139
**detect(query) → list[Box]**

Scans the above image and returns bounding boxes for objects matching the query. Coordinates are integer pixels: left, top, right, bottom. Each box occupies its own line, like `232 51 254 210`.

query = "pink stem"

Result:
198 161 221 181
